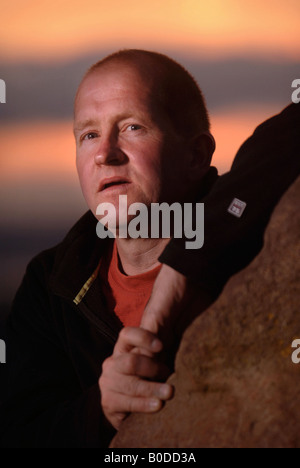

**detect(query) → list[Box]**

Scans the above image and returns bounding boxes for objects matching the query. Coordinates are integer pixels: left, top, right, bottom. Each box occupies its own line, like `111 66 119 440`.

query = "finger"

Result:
108 411 129 431
140 310 160 336
102 391 164 415
113 352 171 381
101 375 173 400
131 346 155 358
114 327 163 356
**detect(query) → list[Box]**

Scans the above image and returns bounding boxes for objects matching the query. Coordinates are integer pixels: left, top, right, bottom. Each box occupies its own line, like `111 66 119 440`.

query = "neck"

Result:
115 237 170 276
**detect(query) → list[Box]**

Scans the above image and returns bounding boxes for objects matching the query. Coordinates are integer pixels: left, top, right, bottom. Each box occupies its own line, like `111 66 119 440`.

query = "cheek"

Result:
76 153 93 200
162 144 186 178
135 160 163 201
76 155 85 188
133 144 163 181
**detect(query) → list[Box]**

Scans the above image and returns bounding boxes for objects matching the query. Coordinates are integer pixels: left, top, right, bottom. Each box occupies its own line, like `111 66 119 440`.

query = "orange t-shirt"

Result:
99 241 162 327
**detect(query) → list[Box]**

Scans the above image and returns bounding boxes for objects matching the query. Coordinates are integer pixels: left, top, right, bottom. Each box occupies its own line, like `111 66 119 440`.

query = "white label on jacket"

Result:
228 198 247 218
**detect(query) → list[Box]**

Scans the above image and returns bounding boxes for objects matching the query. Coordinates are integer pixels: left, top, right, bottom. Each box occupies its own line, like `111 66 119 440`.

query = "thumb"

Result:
140 305 160 336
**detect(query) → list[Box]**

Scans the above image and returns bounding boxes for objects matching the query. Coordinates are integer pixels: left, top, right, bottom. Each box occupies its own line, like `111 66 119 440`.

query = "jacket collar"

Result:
49 211 112 302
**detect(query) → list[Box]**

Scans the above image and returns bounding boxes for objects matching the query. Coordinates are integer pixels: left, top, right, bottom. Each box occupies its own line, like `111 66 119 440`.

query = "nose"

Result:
94 133 127 167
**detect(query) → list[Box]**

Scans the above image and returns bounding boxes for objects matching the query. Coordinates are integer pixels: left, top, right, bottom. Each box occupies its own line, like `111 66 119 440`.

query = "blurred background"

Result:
0 0 299 323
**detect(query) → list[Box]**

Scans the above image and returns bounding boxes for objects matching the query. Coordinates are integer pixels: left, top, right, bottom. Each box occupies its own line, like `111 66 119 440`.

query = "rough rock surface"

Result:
111 176 300 448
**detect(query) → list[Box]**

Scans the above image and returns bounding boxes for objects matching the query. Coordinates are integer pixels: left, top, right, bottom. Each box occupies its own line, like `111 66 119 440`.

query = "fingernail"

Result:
151 338 162 352
159 385 172 399
149 399 161 411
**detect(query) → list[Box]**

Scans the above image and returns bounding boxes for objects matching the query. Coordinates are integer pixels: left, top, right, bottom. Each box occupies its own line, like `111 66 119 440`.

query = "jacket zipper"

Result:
74 300 120 346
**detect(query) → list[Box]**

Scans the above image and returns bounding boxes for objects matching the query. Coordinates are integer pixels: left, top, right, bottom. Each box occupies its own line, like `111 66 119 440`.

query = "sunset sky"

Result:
1 0 299 61
0 0 299 304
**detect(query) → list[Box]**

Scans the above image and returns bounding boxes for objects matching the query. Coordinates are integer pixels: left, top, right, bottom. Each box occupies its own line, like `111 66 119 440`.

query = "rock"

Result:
111 176 300 448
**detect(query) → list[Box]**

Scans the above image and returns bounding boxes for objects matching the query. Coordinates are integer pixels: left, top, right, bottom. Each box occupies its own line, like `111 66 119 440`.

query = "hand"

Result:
99 327 173 430
140 264 213 357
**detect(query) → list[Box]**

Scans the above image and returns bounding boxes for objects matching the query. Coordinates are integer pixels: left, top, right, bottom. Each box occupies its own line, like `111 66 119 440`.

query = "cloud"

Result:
1 52 298 122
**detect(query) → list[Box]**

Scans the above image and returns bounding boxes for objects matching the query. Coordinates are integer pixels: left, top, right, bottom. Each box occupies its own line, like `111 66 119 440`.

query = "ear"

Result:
188 132 216 180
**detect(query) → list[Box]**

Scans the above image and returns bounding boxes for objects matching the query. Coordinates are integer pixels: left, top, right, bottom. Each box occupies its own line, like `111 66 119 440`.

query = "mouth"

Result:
100 177 131 193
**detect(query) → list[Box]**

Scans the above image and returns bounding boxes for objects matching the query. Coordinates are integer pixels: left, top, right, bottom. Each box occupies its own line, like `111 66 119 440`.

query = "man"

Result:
0 50 217 447
74 50 217 431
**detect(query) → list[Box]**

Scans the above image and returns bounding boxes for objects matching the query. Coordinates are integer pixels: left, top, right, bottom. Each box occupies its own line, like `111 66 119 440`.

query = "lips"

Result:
99 177 131 192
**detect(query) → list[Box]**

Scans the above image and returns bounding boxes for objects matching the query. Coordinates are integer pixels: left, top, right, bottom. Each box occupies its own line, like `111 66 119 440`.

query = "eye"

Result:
82 132 98 140
126 124 142 132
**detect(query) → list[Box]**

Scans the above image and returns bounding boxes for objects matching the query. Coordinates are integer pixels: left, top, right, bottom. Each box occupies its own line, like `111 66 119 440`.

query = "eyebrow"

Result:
73 112 148 135
73 119 98 135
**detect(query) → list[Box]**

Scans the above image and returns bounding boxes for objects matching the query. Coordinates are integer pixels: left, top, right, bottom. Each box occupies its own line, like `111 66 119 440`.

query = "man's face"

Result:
74 62 192 225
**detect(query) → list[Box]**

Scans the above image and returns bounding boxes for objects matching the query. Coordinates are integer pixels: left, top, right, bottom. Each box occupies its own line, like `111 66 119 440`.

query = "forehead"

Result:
75 63 155 117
